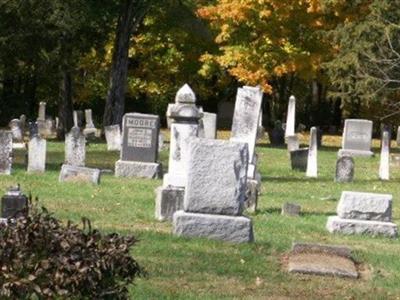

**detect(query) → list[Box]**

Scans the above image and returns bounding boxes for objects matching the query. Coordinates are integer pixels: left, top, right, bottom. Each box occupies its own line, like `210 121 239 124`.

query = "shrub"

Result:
0 200 143 299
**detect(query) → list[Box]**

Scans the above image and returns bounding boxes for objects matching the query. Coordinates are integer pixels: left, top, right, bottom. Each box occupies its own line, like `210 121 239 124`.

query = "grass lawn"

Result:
1 131 400 299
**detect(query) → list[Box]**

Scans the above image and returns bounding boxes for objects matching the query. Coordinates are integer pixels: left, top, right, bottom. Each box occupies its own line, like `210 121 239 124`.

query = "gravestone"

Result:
269 120 285 146
379 131 390 180
172 138 254 243
158 132 165 152
65 127 86 167
105 125 121 151
290 148 308 171
230 85 263 179
338 119 373 157
282 203 301 217
326 191 398 238
155 84 201 221
59 164 101 184
286 135 299 151
38 102 46 121
0 131 13 175
1 186 28 219
257 110 265 140
285 96 296 137
83 109 97 137
115 113 161 178
19 114 27 133
198 112 217 139
335 156 354 183
166 103 173 129
27 135 46 173
306 127 318 178
9 119 23 142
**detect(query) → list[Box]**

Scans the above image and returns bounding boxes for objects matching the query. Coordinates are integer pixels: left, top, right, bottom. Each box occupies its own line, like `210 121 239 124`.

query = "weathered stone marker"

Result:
379 131 390 180
38 101 46 121
115 113 161 178
338 119 373 157
1 186 28 219
155 84 201 221
198 112 217 139
396 126 400 146
9 119 23 142
28 135 46 173
172 138 253 243
290 148 308 171
83 109 97 137
286 135 299 151
282 203 301 217
335 156 354 183
269 120 285 146
105 125 121 151
306 126 318 178
0 131 13 175
326 191 398 238
285 95 296 137
59 164 101 184
65 127 86 167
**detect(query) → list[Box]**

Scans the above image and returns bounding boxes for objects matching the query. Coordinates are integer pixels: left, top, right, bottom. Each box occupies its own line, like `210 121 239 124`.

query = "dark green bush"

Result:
0 202 143 299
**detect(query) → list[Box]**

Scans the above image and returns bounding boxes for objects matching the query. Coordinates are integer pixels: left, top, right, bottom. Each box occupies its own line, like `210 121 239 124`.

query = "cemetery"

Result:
1 0 400 299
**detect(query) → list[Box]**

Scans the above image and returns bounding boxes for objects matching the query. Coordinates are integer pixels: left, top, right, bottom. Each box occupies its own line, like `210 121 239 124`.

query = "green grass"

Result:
1 133 400 299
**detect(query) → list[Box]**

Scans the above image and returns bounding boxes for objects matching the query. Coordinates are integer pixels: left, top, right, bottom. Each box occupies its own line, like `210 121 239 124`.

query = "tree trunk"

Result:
57 69 73 139
103 0 150 127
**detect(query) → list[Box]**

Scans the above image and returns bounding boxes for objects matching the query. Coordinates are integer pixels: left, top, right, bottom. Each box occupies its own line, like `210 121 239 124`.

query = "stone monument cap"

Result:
175 84 196 104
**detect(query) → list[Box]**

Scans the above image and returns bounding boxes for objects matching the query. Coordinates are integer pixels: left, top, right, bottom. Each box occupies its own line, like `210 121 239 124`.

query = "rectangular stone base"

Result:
338 149 374 157
173 211 254 243
155 186 184 221
326 216 398 238
115 160 162 179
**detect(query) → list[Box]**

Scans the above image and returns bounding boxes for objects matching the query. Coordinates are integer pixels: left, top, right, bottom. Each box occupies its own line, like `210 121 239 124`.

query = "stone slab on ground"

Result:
115 160 162 179
59 164 101 184
337 191 392 222
291 242 352 258
172 210 254 243
282 203 301 217
326 216 398 238
288 248 358 278
155 186 184 221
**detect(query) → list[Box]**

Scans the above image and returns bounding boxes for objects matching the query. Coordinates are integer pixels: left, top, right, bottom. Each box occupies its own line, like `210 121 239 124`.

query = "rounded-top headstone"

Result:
335 156 354 183
289 95 296 102
175 84 196 104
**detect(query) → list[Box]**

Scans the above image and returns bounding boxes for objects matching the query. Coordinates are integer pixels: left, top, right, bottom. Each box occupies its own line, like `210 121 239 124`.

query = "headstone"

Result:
391 153 400 167
166 103 173 129
115 113 162 179
338 119 373 157
230 86 263 179
9 119 23 142
104 125 121 151
65 127 86 167
73 111 79 128
19 114 27 133
286 135 299 152
379 131 390 180
316 127 323 147
397 126 400 146
27 136 46 173
38 102 46 121
198 112 217 139
172 138 254 243
326 191 398 238
306 127 318 178
158 132 165 152
83 109 97 137
1 186 28 219
269 120 285 146
217 101 235 129
288 242 358 278
155 84 201 221
290 148 308 171
335 156 354 183
257 110 265 140
282 202 301 217
59 164 101 184
0 131 13 175
285 95 296 137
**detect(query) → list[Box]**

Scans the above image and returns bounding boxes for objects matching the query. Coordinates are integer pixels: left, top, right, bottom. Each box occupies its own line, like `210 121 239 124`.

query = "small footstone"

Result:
173 210 254 243
288 242 358 278
155 186 184 221
59 164 101 185
282 202 301 217
326 216 398 238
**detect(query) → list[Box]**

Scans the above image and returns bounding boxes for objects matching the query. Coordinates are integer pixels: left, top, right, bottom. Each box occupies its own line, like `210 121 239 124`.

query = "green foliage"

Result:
0 201 143 299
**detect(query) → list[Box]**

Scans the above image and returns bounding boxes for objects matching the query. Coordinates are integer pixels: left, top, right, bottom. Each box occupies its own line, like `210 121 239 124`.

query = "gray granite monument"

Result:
335 156 354 183
198 112 217 139
115 113 161 178
306 127 318 178
338 119 373 157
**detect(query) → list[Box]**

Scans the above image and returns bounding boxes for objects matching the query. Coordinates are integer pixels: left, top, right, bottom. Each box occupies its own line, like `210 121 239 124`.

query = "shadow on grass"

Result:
257 207 334 217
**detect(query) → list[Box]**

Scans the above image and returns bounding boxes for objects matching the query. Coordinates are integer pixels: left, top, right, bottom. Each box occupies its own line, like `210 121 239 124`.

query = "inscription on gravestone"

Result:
121 113 159 162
